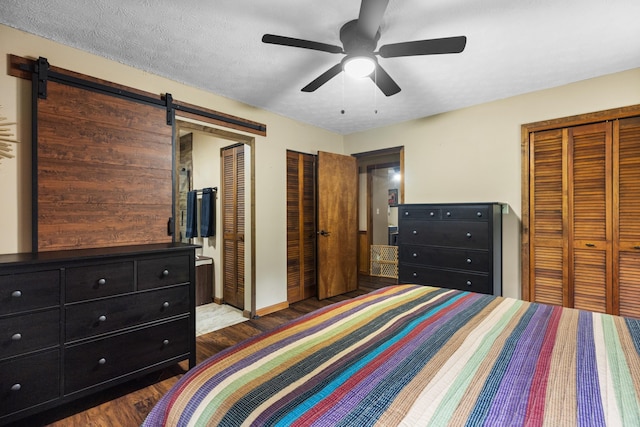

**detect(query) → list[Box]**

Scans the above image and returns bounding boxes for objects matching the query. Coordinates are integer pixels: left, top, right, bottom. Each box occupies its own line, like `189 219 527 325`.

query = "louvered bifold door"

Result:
286 151 317 303
529 129 566 306
616 117 640 318
222 145 245 310
568 122 612 313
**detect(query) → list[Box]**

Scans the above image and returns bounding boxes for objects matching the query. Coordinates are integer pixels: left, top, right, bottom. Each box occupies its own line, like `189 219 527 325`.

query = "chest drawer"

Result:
399 265 491 294
0 309 59 359
398 220 489 249
400 206 441 220
399 245 490 273
440 205 489 220
64 317 190 394
0 270 60 315
137 255 190 290
66 261 134 302
65 285 189 341
0 349 60 418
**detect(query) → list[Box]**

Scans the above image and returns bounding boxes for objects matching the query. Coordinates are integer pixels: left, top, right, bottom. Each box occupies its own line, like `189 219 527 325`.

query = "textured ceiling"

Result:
1 0 639 135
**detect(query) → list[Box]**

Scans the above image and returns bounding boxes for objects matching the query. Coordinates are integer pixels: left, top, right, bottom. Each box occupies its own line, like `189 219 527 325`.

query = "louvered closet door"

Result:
286 151 317 303
568 123 612 313
617 117 640 317
222 145 245 310
529 129 566 306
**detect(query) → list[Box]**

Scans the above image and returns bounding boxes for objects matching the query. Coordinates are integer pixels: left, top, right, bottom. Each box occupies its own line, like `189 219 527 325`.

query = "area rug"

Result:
195 303 247 336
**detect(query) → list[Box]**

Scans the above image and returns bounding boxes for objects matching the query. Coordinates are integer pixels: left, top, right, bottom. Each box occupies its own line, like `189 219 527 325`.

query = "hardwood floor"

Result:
11 275 395 427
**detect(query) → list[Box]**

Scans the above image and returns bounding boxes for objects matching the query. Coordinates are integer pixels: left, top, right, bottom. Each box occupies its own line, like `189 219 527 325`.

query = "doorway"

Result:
353 147 404 277
175 119 256 317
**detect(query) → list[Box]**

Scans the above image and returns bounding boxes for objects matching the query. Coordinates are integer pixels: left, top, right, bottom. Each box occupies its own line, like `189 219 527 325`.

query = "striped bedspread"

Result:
143 285 640 426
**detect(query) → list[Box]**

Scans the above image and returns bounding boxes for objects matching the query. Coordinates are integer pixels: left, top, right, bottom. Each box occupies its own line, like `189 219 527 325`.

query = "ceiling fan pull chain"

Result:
373 67 378 114
341 72 346 115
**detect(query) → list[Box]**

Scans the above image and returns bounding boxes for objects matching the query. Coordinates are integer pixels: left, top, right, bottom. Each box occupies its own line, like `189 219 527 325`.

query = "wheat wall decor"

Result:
0 104 19 161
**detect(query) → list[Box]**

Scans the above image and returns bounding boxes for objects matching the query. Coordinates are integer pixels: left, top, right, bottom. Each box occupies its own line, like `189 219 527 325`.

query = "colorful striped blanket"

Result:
143 285 640 426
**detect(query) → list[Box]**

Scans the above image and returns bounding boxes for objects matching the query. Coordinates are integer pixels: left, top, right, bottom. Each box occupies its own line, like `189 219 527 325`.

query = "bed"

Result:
143 285 640 426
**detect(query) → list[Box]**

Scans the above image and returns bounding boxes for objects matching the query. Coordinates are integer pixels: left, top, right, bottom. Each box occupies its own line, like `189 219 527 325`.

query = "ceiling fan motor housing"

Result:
340 20 380 55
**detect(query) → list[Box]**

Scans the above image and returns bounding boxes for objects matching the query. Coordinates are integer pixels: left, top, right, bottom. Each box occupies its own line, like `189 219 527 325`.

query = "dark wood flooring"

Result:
10 275 395 427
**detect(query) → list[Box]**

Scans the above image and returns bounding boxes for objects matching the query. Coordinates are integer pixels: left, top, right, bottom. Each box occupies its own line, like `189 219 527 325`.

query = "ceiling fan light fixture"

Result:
343 55 376 78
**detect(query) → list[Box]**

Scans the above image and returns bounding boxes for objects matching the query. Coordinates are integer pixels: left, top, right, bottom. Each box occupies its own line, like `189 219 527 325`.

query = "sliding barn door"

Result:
222 144 245 309
317 151 358 299
286 151 317 303
35 79 173 251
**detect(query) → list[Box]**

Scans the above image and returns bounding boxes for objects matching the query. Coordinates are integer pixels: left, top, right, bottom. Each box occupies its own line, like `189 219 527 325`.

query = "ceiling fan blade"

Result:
378 36 467 58
262 34 343 54
370 64 401 96
357 0 389 39
301 63 344 92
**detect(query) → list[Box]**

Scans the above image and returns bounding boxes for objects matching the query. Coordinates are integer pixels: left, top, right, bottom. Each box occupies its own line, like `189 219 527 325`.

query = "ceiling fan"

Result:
262 0 467 96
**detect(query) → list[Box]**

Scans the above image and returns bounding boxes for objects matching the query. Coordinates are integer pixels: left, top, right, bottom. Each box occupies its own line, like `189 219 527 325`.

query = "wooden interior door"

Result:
317 151 358 299
616 117 640 317
568 122 612 313
222 144 245 309
286 151 317 303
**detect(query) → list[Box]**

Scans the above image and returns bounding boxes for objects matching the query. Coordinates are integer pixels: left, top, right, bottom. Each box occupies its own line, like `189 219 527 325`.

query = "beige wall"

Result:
0 24 344 312
2 23 639 305
345 67 640 298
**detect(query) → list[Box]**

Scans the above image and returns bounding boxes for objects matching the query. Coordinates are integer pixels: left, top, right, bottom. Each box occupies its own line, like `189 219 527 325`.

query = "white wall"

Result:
0 24 344 313
345 67 640 299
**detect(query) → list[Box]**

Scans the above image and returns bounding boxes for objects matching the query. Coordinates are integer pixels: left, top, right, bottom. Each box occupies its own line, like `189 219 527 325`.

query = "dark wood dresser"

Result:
398 203 502 296
0 243 197 425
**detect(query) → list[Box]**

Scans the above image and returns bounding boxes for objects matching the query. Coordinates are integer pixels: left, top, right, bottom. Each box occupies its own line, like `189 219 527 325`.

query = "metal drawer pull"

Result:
11 290 22 298
12 333 22 341
446 212 451 217
412 272 418 278
11 383 21 392
412 230 418 235
404 211 409 216
98 358 107 365
585 243 596 247
466 232 472 238
163 339 170 346
162 301 170 308
162 269 170 277
429 211 435 217
477 212 483 217
97 278 106 285
466 280 472 286
412 253 418 258
466 258 472 264
98 315 107 322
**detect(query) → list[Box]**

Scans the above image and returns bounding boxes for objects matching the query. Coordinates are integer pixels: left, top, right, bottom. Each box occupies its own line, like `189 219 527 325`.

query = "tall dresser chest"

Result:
398 203 502 296
0 243 197 425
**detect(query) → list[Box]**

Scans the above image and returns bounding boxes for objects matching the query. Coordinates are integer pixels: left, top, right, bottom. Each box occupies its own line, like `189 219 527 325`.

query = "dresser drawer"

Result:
64 317 190 394
0 270 60 315
0 309 59 359
66 261 134 302
440 205 490 220
399 245 490 273
398 221 489 249
65 285 189 341
138 255 190 290
0 349 60 418
399 265 491 294
400 206 441 220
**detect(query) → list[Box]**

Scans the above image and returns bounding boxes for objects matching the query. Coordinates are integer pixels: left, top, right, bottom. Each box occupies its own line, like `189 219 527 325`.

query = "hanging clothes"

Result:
185 190 198 238
200 187 216 237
